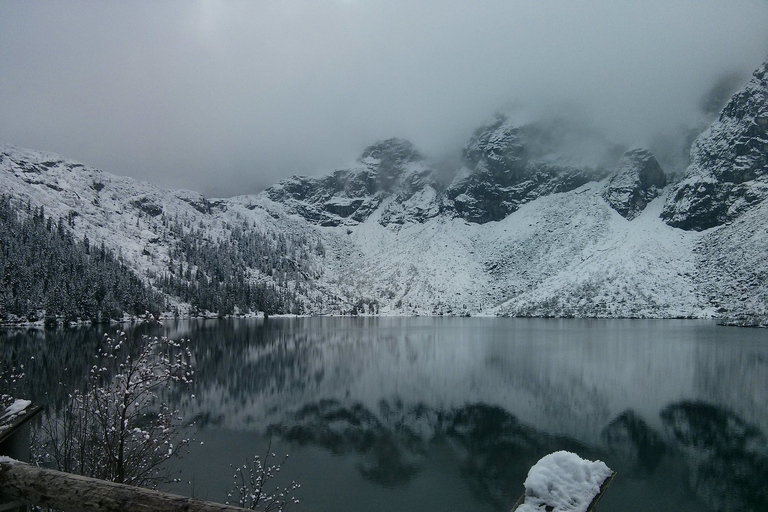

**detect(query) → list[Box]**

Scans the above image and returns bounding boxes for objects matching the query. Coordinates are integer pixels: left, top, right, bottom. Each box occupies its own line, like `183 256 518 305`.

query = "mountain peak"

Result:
662 58 768 230
358 138 423 165
262 138 432 227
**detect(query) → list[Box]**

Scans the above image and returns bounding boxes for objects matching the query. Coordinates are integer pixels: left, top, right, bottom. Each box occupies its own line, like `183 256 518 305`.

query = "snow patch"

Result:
515 451 613 512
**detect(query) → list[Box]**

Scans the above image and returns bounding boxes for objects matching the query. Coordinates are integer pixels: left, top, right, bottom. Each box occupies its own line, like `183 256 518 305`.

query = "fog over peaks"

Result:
0 0 766 197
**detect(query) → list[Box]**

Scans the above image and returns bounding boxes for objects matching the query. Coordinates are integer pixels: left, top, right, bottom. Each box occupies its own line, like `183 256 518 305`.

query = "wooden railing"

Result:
0 457 250 512
1 401 251 512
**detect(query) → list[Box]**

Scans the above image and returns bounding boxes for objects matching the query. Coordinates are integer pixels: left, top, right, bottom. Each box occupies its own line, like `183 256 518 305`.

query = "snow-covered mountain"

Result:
662 60 768 231
2 58 767 322
262 138 441 227
443 113 619 224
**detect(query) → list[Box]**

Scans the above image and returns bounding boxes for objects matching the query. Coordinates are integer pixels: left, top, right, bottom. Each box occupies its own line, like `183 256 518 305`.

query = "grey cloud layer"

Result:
1 0 767 197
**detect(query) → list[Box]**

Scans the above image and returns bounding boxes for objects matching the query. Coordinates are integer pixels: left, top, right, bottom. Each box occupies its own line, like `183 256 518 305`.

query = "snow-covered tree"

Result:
35 332 193 488
227 443 301 512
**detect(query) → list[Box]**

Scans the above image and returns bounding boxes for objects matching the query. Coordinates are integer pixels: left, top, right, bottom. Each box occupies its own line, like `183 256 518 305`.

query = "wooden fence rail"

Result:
0 458 250 512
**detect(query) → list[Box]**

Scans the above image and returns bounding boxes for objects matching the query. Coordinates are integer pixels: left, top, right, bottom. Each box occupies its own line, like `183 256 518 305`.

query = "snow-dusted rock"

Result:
2 58 768 321
0 399 31 422
444 114 613 223
0 399 33 437
662 59 768 230
263 138 439 227
0 139 728 320
602 148 666 220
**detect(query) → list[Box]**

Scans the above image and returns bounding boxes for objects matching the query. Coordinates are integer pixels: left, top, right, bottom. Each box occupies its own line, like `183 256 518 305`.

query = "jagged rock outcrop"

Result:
377 168 441 225
662 60 768 230
444 115 607 223
602 148 666 220
264 138 438 227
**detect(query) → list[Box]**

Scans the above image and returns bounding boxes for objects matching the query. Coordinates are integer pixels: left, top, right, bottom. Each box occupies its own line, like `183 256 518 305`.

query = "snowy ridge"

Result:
262 138 440 228
1 58 767 320
0 138 755 320
444 113 617 224
601 148 666 220
311 180 704 318
0 143 330 316
662 59 768 230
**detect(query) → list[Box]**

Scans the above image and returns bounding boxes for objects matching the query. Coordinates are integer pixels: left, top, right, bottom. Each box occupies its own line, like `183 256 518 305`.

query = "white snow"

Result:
515 451 613 512
0 399 32 423
0 139 760 320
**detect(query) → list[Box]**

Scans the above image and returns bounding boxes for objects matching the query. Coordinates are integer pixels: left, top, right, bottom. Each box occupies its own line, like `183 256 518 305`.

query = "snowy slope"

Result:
694 198 768 322
662 59 768 230
307 180 704 318
0 144 330 315
1 60 767 321
0 139 749 320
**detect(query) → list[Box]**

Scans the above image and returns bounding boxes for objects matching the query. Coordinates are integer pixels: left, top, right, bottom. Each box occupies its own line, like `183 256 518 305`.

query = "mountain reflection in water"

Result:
266 399 590 508
2 317 767 512
661 401 768 512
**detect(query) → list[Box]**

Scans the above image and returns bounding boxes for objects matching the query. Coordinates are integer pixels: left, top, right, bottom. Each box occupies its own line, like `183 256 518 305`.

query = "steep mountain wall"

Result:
662 60 768 231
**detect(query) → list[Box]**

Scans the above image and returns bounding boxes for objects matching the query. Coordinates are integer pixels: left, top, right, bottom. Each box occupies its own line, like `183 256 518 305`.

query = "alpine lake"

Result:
2 317 766 512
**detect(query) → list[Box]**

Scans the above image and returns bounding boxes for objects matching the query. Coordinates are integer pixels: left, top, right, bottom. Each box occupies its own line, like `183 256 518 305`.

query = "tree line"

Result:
0 195 163 324
0 195 323 323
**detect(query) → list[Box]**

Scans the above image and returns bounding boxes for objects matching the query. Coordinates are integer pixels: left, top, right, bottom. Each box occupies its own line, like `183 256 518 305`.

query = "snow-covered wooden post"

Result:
511 451 615 512
0 400 42 512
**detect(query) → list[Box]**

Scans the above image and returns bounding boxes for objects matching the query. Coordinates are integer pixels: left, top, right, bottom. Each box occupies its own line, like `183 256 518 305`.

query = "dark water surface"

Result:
2 318 767 512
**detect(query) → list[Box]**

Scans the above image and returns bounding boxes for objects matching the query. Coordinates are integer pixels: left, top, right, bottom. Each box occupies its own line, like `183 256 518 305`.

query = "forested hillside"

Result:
151 219 318 317
0 193 321 323
0 195 163 324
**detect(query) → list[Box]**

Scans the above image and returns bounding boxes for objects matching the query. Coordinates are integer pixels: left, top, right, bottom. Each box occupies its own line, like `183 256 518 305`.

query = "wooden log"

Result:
0 458 249 512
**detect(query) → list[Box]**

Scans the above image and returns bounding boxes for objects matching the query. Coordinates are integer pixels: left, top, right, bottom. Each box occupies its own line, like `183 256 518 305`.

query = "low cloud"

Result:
1 0 766 196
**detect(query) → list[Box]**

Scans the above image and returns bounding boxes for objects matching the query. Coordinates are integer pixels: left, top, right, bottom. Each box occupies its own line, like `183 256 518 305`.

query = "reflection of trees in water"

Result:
183 320 321 410
661 401 768 512
180 319 364 426
5 321 768 512
693 342 768 433
0 324 178 408
0 319 337 424
1 318 389 420
177 318 417 425
0 327 107 404
266 399 592 510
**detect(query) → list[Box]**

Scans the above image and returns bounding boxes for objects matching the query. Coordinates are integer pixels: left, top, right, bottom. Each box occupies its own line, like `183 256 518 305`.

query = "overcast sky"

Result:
1 1 767 197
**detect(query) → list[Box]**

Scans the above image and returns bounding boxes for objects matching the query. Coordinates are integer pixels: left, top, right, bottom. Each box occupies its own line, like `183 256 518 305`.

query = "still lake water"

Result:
2 317 767 512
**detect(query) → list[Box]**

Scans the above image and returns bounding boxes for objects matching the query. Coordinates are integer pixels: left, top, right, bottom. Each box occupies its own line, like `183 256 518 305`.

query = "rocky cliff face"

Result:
264 115 645 228
662 60 768 231
602 148 667 220
443 115 610 223
264 138 439 227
